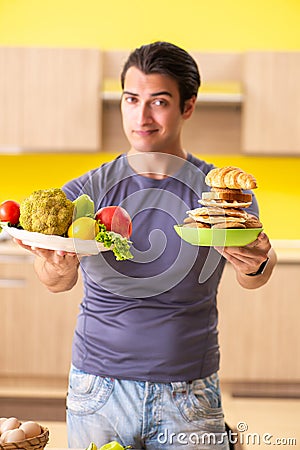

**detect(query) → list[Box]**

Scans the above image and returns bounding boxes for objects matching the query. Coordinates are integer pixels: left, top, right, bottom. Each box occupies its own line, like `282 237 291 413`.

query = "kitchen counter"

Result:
270 239 300 263
0 236 300 262
0 239 30 255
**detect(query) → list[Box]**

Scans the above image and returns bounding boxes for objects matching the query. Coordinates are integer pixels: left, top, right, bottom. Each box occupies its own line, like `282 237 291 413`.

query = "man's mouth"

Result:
134 129 158 136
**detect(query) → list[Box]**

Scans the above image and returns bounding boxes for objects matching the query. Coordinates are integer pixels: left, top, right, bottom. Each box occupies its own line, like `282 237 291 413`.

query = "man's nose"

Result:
137 103 152 125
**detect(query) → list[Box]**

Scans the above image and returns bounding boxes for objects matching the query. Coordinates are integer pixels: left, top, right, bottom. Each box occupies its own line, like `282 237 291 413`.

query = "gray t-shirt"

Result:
63 153 259 382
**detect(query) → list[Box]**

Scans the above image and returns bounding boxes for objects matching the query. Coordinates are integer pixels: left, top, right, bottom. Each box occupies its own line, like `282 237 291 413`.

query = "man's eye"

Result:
153 99 166 106
125 96 137 103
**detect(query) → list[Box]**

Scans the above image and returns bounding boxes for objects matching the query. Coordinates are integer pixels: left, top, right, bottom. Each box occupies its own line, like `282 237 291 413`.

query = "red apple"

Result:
95 206 132 239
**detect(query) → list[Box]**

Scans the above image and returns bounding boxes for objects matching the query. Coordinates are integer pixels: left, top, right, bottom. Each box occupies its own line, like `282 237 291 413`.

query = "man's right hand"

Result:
14 238 80 293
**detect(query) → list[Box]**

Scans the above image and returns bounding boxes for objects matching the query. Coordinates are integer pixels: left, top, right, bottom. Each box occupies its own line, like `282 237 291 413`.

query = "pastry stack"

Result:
185 166 262 229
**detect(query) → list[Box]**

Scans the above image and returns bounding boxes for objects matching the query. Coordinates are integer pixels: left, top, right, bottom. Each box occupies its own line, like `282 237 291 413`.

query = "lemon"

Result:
100 442 124 450
67 217 99 240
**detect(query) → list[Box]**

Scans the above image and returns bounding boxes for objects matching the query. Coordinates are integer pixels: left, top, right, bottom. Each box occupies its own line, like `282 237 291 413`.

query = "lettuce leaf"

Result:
95 223 133 261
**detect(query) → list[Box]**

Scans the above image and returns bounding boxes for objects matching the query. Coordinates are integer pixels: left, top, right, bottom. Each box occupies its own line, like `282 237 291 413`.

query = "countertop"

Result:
269 239 300 263
0 236 300 263
0 238 33 257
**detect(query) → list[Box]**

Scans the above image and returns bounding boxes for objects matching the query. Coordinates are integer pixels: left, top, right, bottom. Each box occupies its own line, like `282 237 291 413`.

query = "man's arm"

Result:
214 232 277 289
15 239 80 293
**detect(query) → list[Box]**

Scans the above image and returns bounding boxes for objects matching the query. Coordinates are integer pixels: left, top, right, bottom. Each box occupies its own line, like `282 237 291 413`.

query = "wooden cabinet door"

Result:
0 254 82 377
0 47 102 152
242 51 300 154
0 255 33 375
218 263 300 381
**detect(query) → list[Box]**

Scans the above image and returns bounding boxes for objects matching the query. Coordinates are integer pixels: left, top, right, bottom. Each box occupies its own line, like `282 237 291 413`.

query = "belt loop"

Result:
170 381 187 394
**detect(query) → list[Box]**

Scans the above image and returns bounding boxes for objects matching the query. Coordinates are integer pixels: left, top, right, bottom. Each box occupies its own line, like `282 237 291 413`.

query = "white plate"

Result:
4 226 109 255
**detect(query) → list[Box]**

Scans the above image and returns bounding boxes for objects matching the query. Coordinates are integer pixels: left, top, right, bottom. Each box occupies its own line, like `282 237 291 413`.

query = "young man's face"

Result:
121 66 195 155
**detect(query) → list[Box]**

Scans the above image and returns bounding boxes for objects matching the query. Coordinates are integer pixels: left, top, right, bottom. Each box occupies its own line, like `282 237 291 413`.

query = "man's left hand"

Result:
214 232 272 277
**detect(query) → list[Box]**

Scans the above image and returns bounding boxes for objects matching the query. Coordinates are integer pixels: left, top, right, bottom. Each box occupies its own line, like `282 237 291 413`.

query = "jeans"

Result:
66 365 229 449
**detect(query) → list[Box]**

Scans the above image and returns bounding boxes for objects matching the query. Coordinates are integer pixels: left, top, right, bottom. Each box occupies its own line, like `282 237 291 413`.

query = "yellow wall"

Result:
0 0 299 240
0 153 299 240
0 0 299 50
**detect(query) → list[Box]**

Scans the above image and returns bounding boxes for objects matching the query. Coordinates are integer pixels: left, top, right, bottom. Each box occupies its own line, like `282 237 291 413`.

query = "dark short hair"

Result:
121 41 201 113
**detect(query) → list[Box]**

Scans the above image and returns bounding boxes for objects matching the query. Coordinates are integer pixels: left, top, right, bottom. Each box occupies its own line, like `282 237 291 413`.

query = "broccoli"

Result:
19 188 74 236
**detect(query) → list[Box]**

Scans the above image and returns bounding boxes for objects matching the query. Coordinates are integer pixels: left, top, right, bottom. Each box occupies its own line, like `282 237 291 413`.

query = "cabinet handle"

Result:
0 279 27 288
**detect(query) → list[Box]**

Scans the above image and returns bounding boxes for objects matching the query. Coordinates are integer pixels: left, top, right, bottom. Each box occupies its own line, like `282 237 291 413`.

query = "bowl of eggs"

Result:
0 417 49 450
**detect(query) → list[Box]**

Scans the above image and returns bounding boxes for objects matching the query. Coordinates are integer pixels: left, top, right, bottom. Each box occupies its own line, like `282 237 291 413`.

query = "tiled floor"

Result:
43 391 300 449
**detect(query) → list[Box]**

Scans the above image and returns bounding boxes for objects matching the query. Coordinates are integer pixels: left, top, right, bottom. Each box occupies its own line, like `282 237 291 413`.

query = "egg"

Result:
0 430 11 443
1 428 26 443
0 417 21 434
20 421 42 438
0 417 7 429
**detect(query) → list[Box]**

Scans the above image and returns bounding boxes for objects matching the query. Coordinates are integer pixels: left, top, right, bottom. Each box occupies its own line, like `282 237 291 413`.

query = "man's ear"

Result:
182 96 197 119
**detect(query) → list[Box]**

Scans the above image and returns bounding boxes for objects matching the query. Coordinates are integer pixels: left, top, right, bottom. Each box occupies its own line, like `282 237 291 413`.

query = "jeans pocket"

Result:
171 373 225 433
66 365 114 415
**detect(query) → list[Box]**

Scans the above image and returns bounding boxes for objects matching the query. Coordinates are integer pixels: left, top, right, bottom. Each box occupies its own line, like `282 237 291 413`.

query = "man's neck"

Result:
126 150 188 180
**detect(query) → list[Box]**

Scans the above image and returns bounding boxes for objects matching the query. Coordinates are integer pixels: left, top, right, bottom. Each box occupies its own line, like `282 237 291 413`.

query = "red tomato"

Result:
95 206 132 238
0 200 20 225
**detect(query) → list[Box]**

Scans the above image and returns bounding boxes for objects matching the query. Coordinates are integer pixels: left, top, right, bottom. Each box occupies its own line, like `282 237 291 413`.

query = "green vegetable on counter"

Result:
86 441 133 450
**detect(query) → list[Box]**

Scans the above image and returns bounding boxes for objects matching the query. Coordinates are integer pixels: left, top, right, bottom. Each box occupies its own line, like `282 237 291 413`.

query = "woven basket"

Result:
0 426 49 450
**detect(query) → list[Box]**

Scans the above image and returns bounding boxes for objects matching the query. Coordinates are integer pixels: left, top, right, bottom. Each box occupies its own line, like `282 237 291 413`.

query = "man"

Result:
17 42 276 449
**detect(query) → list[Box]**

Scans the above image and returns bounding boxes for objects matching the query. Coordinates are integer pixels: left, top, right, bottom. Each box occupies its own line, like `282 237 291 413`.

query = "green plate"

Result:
174 225 263 247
